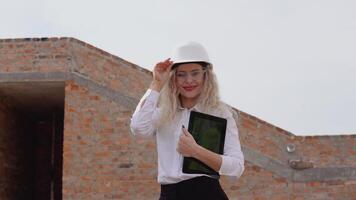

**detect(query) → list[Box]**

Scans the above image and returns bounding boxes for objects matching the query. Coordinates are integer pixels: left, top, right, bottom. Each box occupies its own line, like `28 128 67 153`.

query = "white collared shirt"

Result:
130 89 244 184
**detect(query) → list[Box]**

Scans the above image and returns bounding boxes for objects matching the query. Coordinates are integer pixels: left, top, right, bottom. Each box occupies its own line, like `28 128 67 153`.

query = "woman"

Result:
130 42 244 200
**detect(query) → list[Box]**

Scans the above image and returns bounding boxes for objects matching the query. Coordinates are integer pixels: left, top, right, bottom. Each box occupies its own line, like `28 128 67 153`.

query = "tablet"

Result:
182 111 227 175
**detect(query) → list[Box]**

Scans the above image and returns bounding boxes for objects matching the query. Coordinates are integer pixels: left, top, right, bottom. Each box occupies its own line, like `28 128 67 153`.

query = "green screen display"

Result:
183 111 227 175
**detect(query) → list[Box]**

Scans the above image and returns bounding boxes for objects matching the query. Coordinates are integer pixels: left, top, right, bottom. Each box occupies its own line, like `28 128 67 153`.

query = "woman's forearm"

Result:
193 145 222 172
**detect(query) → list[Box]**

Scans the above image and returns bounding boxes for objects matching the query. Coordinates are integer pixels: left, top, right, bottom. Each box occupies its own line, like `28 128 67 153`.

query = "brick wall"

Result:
69 38 151 99
297 135 356 167
63 82 158 199
222 162 356 200
238 111 356 168
0 38 71 73
1 37 355 199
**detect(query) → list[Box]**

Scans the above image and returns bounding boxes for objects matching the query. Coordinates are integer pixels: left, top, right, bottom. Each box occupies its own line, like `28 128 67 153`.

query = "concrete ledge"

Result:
292 167 356 182
0 72 138 110
0 72 69 82
70 72 138 109
243 146 356 182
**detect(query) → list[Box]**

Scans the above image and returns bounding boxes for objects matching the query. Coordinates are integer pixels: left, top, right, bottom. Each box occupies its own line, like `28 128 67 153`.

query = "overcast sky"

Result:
1 0 355 136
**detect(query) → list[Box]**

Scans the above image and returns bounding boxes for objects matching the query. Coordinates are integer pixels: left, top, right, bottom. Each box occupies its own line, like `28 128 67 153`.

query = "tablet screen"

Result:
182 111 227 175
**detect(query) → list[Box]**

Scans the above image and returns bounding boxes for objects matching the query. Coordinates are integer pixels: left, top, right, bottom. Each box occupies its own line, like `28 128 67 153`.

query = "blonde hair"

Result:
156 64 224 127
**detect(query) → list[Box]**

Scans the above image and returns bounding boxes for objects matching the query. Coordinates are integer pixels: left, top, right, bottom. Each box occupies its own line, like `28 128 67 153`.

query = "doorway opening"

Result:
0 82 64 200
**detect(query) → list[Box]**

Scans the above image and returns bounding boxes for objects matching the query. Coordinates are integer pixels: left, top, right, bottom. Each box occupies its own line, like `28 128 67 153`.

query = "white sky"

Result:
1 0 355 136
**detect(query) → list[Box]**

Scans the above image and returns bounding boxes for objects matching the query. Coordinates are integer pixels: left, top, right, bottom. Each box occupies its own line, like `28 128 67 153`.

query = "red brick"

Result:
1 37 354 200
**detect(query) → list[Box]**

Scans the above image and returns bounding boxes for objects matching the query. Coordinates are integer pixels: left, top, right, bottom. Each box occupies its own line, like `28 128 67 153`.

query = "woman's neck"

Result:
179 95 199 109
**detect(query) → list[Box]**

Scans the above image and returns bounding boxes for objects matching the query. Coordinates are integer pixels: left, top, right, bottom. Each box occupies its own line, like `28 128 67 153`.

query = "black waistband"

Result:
160 176 228 200
161 176 218 189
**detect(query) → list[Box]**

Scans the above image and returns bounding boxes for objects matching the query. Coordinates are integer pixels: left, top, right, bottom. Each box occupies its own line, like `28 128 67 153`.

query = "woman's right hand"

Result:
150 58 173 91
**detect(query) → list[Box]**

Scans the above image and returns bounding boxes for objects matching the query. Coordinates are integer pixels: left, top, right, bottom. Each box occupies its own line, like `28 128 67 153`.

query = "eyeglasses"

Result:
175 69 206 83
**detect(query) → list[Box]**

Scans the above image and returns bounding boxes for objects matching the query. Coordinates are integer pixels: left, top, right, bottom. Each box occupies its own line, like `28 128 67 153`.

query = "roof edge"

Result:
233 107 297 137
0 37 152 76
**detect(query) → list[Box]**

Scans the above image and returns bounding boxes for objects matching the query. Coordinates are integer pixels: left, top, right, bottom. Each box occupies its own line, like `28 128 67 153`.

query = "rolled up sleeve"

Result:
218 114 245 178
130 89 160 138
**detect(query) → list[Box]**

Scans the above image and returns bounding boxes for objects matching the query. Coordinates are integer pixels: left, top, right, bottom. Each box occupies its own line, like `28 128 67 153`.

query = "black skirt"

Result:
159 176 229 200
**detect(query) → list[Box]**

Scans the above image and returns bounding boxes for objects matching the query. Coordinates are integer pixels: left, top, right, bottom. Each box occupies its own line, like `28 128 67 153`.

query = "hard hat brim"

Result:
171 61 211 70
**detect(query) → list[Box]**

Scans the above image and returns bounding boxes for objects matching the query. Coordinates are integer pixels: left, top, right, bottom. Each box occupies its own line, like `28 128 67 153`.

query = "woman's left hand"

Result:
177 127 199 157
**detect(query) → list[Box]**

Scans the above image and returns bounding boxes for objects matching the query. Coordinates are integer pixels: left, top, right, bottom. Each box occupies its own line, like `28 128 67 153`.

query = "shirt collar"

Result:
178 103 202 112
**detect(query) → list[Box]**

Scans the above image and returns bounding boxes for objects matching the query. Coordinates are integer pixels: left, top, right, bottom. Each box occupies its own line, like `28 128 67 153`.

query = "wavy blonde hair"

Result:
156 64 225 127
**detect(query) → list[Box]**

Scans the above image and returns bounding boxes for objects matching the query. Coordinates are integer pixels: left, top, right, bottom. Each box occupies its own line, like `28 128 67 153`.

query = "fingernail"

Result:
182 125 185 129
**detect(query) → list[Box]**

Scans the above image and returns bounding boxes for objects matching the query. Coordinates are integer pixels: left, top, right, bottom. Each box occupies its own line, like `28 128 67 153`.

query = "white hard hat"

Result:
171 41 212 68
